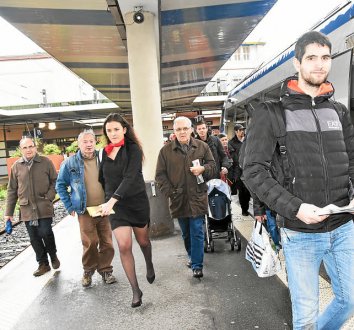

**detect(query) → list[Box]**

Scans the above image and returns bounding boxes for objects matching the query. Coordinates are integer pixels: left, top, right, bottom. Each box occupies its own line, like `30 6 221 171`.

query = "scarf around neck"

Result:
104 138 125 155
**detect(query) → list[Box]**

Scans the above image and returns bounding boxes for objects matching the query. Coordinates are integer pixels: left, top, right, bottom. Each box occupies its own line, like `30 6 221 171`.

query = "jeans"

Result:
265 209 280 246
178 215 204 270
281 220 354 330
25 218 57 265
78 213 114 273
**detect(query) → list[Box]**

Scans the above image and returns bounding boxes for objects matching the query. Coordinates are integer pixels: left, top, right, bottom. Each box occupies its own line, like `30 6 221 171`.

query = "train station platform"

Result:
0 199 353 330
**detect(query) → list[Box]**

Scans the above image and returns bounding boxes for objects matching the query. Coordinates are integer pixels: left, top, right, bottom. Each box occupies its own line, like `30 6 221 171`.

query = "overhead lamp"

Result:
133 10 144 24
38 122 46 128
48 122 56 130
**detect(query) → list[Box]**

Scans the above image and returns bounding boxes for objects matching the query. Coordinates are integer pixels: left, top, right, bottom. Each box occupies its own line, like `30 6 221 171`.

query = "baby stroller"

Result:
204 179 241 252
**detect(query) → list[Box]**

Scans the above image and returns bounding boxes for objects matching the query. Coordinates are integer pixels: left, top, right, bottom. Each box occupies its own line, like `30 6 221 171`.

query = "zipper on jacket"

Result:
311 98 329 204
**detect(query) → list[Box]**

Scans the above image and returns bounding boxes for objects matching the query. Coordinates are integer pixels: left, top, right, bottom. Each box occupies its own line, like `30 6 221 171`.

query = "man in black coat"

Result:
228 124 250 216
195 120 230 179
242 31 354 329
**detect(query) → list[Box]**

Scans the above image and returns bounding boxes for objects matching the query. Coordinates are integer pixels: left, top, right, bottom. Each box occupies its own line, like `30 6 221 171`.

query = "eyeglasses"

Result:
175 127 191 133
21 145 36 150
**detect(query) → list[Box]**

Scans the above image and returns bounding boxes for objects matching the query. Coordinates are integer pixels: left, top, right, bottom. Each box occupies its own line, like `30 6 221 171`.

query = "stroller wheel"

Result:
210 240 215 252
236 238 241 251
230 238 235 251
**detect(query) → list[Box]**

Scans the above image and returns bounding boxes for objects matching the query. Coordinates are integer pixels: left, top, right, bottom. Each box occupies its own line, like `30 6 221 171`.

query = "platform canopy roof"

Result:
0 0 276 118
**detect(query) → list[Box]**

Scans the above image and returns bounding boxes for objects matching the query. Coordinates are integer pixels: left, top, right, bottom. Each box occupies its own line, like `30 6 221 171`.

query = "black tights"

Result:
114 226 154 304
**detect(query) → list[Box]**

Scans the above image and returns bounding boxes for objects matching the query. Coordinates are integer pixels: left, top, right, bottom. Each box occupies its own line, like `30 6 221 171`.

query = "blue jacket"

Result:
56 150 100 215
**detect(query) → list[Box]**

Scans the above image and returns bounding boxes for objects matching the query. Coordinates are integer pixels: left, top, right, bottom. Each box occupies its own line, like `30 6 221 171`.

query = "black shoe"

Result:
131 290 143 308
192 269 203 278
146 273 155 284
242 211 249 216
186 260 192 268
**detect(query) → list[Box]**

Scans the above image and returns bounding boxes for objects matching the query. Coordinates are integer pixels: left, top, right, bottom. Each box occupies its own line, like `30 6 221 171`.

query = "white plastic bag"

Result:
245 221 281 277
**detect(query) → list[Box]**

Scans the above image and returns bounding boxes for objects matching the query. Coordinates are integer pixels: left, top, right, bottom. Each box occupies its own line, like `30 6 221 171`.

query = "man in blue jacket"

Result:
243 31 354 329
56 129 116 287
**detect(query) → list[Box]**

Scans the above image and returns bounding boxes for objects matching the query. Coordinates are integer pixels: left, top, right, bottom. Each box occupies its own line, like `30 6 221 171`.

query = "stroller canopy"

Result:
207 179 231 201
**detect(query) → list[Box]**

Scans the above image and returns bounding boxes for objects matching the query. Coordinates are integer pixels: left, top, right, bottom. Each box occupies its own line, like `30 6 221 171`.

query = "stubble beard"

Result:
301 70 328 88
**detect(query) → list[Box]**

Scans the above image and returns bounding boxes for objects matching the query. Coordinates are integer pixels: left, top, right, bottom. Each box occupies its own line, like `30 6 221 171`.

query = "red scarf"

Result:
104 138 125 155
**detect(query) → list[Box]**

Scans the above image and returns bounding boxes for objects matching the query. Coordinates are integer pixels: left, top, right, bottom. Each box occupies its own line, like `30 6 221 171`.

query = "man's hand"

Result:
255 215 267 223
190 165 205 176
4 216 13 222
296 203 329 224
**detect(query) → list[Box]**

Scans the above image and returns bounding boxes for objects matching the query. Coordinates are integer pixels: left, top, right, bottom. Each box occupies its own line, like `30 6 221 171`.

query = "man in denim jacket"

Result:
56 129 116 287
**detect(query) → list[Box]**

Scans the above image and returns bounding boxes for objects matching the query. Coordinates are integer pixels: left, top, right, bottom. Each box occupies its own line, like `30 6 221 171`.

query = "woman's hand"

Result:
99 197 118 216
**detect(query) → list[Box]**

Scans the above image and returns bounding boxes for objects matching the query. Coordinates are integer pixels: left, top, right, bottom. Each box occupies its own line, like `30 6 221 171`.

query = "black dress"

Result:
99 139 150 230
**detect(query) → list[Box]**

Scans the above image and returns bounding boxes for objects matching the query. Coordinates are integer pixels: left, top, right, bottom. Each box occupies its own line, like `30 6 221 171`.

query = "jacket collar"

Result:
281 75 334 103
172 137 198 150
19 153 41 163
77 149 98 160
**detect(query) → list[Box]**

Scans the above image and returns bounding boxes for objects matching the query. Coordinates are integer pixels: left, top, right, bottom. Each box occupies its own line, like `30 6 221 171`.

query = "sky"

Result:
245 0 349 63
0 17 43 56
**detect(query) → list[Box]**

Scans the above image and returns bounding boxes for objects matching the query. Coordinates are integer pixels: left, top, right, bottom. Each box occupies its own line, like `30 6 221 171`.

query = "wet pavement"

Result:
0 205 292 330
1 197 353 330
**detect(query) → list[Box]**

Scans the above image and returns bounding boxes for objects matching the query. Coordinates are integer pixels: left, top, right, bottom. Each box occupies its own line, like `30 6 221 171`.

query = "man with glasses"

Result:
5 136 60 276
155 116 216 278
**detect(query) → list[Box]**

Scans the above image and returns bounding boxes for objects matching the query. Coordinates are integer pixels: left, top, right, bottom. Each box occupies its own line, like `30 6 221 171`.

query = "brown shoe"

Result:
33 263 51 277
50 255 60 269
101 271 117 284
82 271 93 287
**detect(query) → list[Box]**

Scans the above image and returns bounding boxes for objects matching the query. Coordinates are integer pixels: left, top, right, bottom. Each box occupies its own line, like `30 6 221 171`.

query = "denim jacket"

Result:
56 150 100 215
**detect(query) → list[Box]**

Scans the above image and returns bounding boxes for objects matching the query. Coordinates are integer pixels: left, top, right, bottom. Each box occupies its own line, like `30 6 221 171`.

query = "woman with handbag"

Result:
98 113 155 308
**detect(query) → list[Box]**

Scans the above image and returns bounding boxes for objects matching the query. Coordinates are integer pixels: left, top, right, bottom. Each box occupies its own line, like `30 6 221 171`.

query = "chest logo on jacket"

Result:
327 120 341 130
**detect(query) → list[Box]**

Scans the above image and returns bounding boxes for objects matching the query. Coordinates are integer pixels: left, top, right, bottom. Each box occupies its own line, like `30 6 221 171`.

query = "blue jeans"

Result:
178 215 204 270
281 220 354 330
265 209 280 246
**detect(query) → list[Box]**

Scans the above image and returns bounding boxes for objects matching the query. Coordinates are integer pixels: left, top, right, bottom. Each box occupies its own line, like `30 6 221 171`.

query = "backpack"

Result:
239 99 346 190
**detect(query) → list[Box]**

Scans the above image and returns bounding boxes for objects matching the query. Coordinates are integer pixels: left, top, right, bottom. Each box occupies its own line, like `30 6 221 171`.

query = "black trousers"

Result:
25 218 57 265
235 179 251 213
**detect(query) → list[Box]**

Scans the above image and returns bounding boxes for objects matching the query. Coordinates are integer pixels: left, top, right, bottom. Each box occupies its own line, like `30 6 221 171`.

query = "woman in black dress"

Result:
99 113 154 308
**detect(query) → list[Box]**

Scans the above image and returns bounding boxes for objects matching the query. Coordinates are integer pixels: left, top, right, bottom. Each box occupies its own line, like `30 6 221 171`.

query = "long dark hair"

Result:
102 113 144 160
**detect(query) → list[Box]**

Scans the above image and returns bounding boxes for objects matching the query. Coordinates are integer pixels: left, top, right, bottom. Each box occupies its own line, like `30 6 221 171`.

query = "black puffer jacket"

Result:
228 136 243 180
196 134 230 175
243 77 354 232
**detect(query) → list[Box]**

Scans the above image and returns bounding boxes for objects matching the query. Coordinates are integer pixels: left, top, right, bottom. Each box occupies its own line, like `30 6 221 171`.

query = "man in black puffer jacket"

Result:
195 120 230 178
228 124 251 215
243 31 354 330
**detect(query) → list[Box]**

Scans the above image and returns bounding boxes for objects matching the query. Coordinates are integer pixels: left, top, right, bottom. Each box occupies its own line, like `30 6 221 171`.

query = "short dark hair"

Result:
195 120 207 128
218 133 227 139
294 31 332 63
